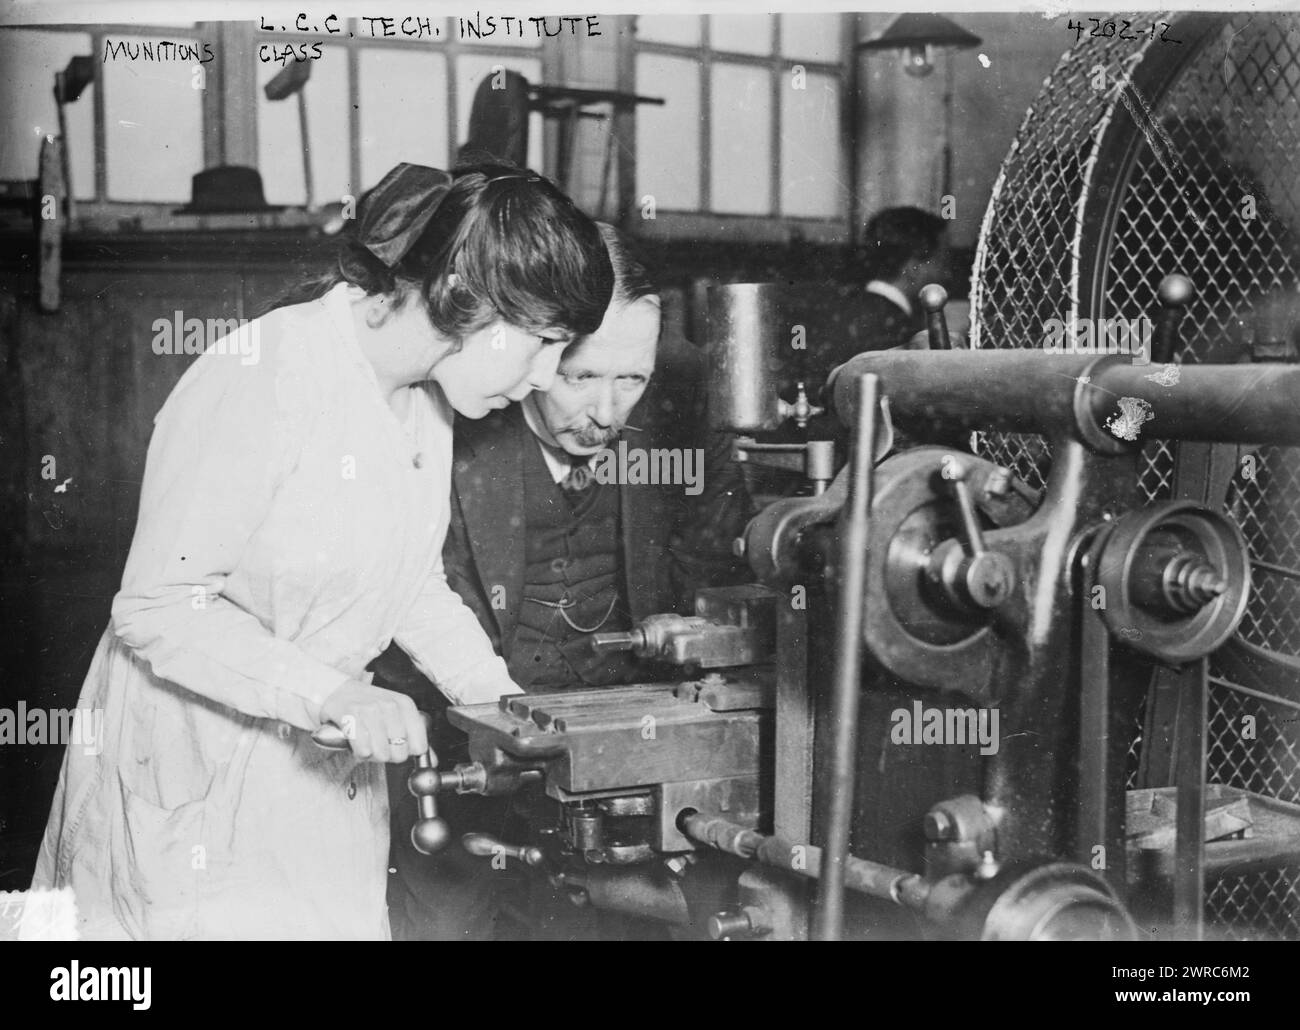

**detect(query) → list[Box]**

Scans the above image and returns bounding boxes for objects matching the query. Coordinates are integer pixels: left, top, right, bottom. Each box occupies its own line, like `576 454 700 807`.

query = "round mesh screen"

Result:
968 11 1300 940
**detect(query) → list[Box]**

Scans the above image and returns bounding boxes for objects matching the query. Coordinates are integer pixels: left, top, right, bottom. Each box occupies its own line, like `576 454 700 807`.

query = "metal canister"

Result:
707 282 782 432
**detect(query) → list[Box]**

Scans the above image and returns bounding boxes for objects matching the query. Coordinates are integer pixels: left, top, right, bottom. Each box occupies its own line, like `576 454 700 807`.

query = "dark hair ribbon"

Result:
357 163 455 269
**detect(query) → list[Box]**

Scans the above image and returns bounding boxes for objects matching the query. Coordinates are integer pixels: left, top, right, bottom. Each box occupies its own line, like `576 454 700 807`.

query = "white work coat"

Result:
32 283 519 940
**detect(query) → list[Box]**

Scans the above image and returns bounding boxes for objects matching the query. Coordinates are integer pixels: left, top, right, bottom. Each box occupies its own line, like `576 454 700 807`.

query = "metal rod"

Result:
680 812 921 906
596 111 614 220
829 351 1300 446
774 603 813 842
812 373 879 941
55 78 74 223
941 55 954 201
1252 559 1300 582
950 468 986 556
1077 541 1124 888
298 89 314 210
1173 657 1208 939
1205 835 1300 878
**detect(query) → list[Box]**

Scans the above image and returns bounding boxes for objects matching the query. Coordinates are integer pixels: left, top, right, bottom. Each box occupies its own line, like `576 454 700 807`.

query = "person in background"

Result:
795 205 952 390
854 205 951 356
32 162 613 940
375 224 752 940
766 205 949 472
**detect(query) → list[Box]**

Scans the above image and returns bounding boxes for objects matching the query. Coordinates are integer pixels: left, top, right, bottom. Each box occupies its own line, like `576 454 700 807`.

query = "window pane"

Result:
257 45 351 206
709 14 773 56
636 54 700 212
710 63 771 215
103 36 202 202
360 49 449 190
455 54 543 172
0 30 95 200
781 73 842 218
636 15 701 47
780 14 841 62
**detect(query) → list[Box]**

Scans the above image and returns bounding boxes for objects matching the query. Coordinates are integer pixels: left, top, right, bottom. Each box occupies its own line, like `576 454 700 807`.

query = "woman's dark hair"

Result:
595 222 658 306
276 162 613 339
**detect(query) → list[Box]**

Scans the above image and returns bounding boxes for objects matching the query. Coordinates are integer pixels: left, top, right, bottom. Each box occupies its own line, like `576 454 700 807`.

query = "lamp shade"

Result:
855 13 982 53
264 60 312 101
56 56 95 104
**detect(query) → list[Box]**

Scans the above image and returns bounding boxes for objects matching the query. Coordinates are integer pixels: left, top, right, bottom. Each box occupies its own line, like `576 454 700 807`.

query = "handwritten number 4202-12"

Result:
1067 19 1182 45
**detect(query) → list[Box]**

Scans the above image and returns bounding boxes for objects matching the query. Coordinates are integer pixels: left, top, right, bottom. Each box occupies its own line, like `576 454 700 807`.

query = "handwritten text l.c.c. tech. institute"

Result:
256 13 602 41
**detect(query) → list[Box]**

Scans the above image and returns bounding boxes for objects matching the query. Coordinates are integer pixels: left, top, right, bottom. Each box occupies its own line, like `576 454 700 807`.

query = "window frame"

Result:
7 15 856 243
632 13 854 244
9 21 218 213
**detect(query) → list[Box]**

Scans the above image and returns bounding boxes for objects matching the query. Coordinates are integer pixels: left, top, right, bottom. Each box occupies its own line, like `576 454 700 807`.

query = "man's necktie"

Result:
560 453 593 494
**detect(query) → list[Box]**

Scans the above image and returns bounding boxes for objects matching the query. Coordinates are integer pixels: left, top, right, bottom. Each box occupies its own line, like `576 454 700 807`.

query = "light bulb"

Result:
903 45 934 78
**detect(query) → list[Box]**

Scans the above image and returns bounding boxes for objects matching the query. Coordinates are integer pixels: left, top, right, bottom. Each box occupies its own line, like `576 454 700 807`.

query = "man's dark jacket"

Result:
371 353 752 715
445 404 749 656
797 285 920 392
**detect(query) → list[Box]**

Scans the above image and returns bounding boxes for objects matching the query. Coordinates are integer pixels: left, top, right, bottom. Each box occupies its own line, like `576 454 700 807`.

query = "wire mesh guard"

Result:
969 12 1300 939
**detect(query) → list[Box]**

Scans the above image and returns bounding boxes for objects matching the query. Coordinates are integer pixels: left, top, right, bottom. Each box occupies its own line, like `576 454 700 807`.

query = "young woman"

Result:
32 162 613 940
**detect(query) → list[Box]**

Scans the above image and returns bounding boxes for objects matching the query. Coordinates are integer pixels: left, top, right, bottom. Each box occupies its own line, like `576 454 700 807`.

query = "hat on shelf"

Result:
175 165 284 214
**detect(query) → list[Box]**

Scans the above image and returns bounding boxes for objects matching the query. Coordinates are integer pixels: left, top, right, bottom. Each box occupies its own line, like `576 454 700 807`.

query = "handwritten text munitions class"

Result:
100 15 604 66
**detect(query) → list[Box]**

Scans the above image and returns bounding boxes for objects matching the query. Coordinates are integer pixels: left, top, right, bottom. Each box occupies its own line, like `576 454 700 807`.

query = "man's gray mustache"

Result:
565 424 621 444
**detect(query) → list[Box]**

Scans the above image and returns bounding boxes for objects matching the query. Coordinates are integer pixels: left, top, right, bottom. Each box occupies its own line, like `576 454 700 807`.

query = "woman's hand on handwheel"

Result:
319 681 429 763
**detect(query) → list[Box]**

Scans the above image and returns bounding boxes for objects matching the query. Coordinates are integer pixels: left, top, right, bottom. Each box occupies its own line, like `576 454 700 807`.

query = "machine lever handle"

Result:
461 832 546 867
408 733 451 855
311 714 450 854
944 458 988 556
919 284 951 351
930 457 1016 610
1152 274 1194 364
